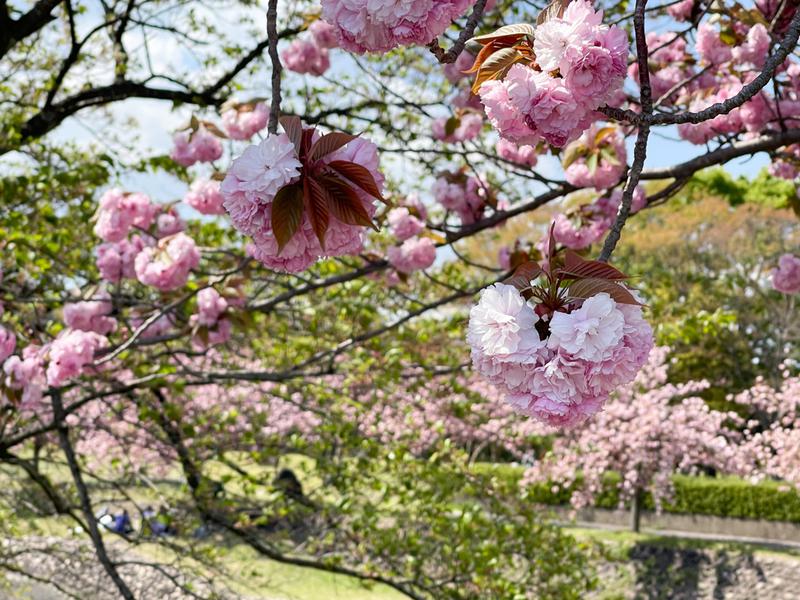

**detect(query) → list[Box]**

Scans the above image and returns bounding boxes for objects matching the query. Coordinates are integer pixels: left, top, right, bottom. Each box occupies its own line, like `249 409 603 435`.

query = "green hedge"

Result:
481 464 800 523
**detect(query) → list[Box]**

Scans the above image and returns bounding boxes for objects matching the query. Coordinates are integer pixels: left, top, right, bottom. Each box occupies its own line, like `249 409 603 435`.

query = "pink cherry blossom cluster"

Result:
184 179 226 215
222 130 384 273
522 347 742 509
387 236 437 274
170 126 223 167
467 283 653 427
479 0 628 148
190 288 231 347
496 139 538 168
281 21 337 76
563 125 627 191
431 111 483 143
94 189 158 243
63 293 117 335
91 188 201 290
550 186 646 251
321 0 475 54
772 253 800 294
387 206 425 241
433 171 492 225
0 325 15 364
134 233 201 291
221 103 269 141
46 329 107 387
96 236 146 282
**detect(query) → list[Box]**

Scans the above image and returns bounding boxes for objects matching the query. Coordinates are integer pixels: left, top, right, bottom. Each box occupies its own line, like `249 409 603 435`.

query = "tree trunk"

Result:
630 489 642 533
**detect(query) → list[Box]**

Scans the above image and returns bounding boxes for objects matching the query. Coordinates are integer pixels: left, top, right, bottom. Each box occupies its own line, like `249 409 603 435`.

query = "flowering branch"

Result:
649 8 800 126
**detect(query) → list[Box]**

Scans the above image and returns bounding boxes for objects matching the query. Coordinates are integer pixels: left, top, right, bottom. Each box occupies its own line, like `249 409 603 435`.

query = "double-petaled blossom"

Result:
170 126 223 167
184 179 226 215
45 329 107 387
93 189 158 243
0 326 15 363
321 0 475 53
387 236 436 273
387 207 425 241
432 112 483 143
433 173 491 225
96 236 146 282
221 103 269 140
282 38 331 76
3 346 46 408
222 130 384 273
190 288 231 347
496 139 538 167
563 125 627 190
772 254 800 294
468 280 653 428
63 293 117 335
134 233 200 291
478 0 627 148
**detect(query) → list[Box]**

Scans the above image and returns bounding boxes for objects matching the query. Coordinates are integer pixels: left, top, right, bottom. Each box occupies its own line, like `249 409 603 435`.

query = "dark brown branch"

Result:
266 0 282 134
52 390 136 600
640 128 800 179
649 8 800 126
427 0 487 63
599 0 652 262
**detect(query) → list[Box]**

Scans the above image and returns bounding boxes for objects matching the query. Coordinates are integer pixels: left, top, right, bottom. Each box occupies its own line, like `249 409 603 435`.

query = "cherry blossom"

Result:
221 103 269 140
0 326 15 363
46 329 107 386
134 232 200 291
170 126 223 167
282 38 331 76
387 207 425 241
184 179 226 215
321 0 475 54
63 294 117 335
387 236 437 274
772 254 800 294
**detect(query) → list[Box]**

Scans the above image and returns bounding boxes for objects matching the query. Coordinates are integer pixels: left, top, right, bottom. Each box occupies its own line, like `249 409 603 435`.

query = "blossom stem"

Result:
266 0 282 134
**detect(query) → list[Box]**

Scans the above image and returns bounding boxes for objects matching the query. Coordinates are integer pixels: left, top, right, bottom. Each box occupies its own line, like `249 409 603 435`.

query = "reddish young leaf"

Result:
471 47 524 94
559 249 628 281
471 23 535 45
301 127 316 157
327 160 385 202
270 183 305 253
305 177 330 249
309 132 357 162
321 176 378 230
567 278 641 305
504 260 543 291
279 116 303 156
537 0 570 25
465 39 512 74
